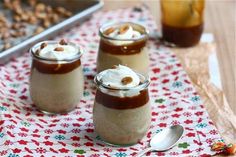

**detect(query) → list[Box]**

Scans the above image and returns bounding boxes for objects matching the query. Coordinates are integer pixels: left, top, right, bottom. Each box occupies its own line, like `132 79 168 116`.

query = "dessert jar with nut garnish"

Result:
29 39 84 114
97 22 149 75
93 65 151 146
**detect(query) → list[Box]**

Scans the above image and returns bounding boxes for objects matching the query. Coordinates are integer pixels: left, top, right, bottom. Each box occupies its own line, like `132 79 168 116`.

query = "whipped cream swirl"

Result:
104 24 142 45
96 65 144 97
108 25 141 40
98 65 140 89
38 42 79 60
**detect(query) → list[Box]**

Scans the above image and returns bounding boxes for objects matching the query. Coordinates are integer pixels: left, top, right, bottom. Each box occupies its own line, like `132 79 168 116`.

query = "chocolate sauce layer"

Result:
32 59 81 74
95 89 149 109
99 39 146 55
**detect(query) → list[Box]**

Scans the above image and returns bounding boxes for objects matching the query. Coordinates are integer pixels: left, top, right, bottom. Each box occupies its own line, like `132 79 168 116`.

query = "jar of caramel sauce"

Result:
161 0 205 47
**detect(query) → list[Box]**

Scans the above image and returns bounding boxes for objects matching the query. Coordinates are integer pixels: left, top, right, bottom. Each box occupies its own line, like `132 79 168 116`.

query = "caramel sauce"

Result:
162 23 203 47
32 58 81 74
99 39 146 55
95 89 149 109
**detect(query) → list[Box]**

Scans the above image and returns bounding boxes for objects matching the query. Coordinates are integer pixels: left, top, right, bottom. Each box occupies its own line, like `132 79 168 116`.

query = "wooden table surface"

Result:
103 0 236 114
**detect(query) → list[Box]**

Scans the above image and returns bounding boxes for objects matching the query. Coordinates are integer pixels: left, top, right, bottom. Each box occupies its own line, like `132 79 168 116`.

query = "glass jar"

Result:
161 0 205 47
93 72 151 146
29 41 84 114
97 22 149 75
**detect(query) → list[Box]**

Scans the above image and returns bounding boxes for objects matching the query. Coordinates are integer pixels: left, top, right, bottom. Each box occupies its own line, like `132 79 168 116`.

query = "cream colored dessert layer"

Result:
96 48 149 75
30 66 84 113
93 101 151 145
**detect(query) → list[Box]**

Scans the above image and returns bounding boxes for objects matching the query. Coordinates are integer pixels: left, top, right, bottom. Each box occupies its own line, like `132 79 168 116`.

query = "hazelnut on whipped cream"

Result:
36 39 81 60
97 65 140 88
104 24 141 40
103 24 142 45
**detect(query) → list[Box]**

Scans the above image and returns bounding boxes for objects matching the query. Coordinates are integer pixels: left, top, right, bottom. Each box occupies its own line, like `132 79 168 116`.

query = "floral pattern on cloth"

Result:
0 6 221 157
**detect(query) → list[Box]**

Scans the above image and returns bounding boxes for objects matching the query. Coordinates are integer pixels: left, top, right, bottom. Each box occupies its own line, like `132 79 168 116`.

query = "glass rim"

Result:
30 40 83 62
94 71 150 91
99 22 149 41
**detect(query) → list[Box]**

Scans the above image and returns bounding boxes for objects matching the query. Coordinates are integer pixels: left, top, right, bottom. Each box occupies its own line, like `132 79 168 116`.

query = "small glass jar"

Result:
161 0 205 47
97 22 149 75
93 72 151 146
29 41 84 114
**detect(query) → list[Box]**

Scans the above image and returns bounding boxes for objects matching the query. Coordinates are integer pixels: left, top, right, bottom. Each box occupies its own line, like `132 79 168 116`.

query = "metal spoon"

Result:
135 125 184 157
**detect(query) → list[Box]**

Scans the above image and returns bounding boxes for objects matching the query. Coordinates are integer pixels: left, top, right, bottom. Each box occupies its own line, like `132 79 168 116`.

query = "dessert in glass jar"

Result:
93 65 151 146
29 39 84 114
97 22 149 75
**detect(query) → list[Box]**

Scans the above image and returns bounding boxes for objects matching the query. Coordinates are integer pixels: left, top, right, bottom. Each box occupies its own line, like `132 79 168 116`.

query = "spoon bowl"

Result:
135 125 184 157
150 125 184 151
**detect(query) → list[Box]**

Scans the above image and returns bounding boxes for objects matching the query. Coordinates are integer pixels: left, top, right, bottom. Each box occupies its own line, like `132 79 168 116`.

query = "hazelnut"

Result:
13 15 21 22
111 65 118 69
51 13 60 23
0 21 9 29
64 11 72 17
54 47 64 51
15 7 23 15
4 42 11 50
14 31 25 37
46 6 53 13
43 19 51 28
35 12 47 19
118 24 130 34
59 39 67 45
35 3 46 12
34 27 44 34
11 31 19 38
104 27 115 35
11 23 21 29
25 10 33 17
121 76 133 85
21 14 29 21
0 14 7 23
1 32 10 40
40 42 47 49
4 0 12 9
28 16 37 24
56 7 66 15
0 27 8 34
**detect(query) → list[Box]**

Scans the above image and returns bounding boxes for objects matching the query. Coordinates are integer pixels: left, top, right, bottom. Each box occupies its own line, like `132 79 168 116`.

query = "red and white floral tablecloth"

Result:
0 6 222 157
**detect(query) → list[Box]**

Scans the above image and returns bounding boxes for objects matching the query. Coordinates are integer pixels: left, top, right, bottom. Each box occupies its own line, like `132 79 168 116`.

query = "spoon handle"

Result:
134 147 153 157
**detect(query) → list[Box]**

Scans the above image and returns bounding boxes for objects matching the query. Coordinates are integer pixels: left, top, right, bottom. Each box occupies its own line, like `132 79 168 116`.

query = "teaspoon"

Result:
135 125 184 157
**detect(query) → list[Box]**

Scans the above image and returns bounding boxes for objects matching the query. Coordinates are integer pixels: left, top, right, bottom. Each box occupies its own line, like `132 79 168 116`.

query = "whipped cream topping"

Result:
38 42 79 60
98 65 140 89
104 24 142 45
107 25 141 40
